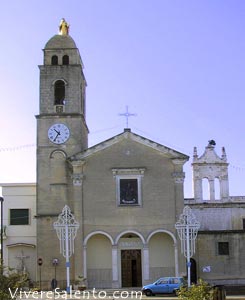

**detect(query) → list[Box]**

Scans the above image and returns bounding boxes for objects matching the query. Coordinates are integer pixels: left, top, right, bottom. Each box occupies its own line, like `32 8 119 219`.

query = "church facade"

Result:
36 20 188 289
1 20 245 289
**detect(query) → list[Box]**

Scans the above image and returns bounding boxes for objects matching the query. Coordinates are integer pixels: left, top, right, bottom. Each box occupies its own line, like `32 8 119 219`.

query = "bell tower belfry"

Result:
192 140 229 202
38 18 88 149
36 19 88 285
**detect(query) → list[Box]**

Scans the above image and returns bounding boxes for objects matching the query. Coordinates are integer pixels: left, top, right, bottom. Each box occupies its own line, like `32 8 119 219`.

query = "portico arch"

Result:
115 231 145 288
115 230 146 244
84 231 113 288
146 229 177 244
84 230 114 246
147 229 178 280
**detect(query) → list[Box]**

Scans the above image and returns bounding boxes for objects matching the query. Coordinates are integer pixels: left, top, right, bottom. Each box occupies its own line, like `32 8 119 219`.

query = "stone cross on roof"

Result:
119 106 137 128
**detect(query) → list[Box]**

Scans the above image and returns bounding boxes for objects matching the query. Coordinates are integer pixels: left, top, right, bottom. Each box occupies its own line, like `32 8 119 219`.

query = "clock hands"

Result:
54 128 60 134
48 124 70 144
53 129 61 142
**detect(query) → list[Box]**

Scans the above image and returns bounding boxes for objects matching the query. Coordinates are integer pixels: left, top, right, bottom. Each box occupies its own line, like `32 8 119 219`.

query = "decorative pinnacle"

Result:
193 147 198 158
222 147 227 161
59 18 69 35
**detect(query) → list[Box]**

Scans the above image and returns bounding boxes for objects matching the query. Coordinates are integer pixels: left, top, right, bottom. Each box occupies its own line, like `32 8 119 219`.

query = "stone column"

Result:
194 177 202 202
174 242 179 277
220 174 229 200
172 160 186 217
82 245 87 280
69 160 85 279
143 245 150 283
209 179 215 201
112 245 119 288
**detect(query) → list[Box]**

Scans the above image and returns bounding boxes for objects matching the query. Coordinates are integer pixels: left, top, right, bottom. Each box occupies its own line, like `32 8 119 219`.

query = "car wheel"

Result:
145 290 153 296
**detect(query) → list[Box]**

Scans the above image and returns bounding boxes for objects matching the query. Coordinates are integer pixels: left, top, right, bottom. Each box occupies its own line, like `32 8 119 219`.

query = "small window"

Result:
54 80 65 105
157 278 168 284
173 278 180 284
243 218 245 230
10 209 29 225
51 55 58 65
218 242 229 255
62 55 69 65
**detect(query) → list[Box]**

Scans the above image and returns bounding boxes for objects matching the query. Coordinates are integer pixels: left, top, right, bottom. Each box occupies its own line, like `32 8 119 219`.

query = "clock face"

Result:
48 123 70 144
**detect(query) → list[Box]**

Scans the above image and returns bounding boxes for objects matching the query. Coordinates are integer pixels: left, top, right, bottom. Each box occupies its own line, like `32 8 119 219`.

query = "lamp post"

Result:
37 257 43 291
0 196 4 275
51 258 59 290
53 205 79 292
52 258 59 282
175 206 200 288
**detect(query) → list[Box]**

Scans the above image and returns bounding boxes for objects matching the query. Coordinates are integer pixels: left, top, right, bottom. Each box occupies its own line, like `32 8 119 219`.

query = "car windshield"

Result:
154 277 184 285
155 278 169 284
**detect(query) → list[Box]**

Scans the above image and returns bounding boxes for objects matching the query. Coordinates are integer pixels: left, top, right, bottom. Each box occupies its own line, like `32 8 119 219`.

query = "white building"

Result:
1 183 36 280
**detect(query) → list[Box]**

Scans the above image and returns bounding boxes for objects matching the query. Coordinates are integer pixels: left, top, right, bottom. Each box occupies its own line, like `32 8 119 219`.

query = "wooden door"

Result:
121 249 142 287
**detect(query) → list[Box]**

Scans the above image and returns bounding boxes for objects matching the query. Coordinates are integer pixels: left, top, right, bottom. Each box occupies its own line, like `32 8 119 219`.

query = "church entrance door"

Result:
121 249 142 287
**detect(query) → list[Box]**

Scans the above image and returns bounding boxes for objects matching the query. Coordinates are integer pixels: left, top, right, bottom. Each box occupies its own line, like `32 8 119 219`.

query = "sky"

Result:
0 0 245 198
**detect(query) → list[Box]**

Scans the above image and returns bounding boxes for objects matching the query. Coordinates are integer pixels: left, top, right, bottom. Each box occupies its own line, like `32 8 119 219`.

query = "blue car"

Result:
142 277 184 296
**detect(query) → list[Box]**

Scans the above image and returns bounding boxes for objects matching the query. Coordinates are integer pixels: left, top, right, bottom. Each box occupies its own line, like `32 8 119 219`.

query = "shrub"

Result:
0 265 28 300
177 279 213 300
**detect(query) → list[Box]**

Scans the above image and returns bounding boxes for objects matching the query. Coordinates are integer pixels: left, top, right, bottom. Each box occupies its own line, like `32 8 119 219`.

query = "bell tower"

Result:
36 19 88 212
36 19 88 286
192 140 229 202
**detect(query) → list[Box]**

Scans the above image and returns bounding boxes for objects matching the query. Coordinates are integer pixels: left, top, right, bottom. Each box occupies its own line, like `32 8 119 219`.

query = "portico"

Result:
83 229 178 288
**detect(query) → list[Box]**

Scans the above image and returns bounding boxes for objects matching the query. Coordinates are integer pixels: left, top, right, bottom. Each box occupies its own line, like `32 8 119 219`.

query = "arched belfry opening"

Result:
202 178 210 201
192 141 229 202
62 55 69 65
51 55 58 65
54 80 65 105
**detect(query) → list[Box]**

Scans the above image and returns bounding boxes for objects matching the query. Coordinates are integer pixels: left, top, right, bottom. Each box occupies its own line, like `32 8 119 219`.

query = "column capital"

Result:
72 174 84 186
172 172 185 184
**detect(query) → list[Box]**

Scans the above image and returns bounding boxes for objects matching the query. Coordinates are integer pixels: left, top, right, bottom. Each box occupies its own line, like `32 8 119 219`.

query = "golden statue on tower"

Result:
59 18 69 35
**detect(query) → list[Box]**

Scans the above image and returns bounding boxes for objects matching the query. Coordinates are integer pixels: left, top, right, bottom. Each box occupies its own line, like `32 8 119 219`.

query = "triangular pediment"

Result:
193 145 227 165
70 129 189 162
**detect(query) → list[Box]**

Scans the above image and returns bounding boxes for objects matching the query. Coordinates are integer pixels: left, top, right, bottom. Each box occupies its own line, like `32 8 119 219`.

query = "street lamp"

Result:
37 257 43 291
175 206 200 288
0 196 4 275
52 258 59 282
53 205 79 292
51 258 59 290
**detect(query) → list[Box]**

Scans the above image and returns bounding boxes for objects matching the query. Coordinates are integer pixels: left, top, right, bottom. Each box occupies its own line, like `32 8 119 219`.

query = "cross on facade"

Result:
16 250 30 273
119 106 136 128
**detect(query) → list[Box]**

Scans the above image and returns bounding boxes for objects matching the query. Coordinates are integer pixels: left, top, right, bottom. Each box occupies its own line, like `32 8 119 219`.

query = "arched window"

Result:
54 80 65 105
215 178 221 200
62 55 69 65
51 55 58 65
202 178 210 201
